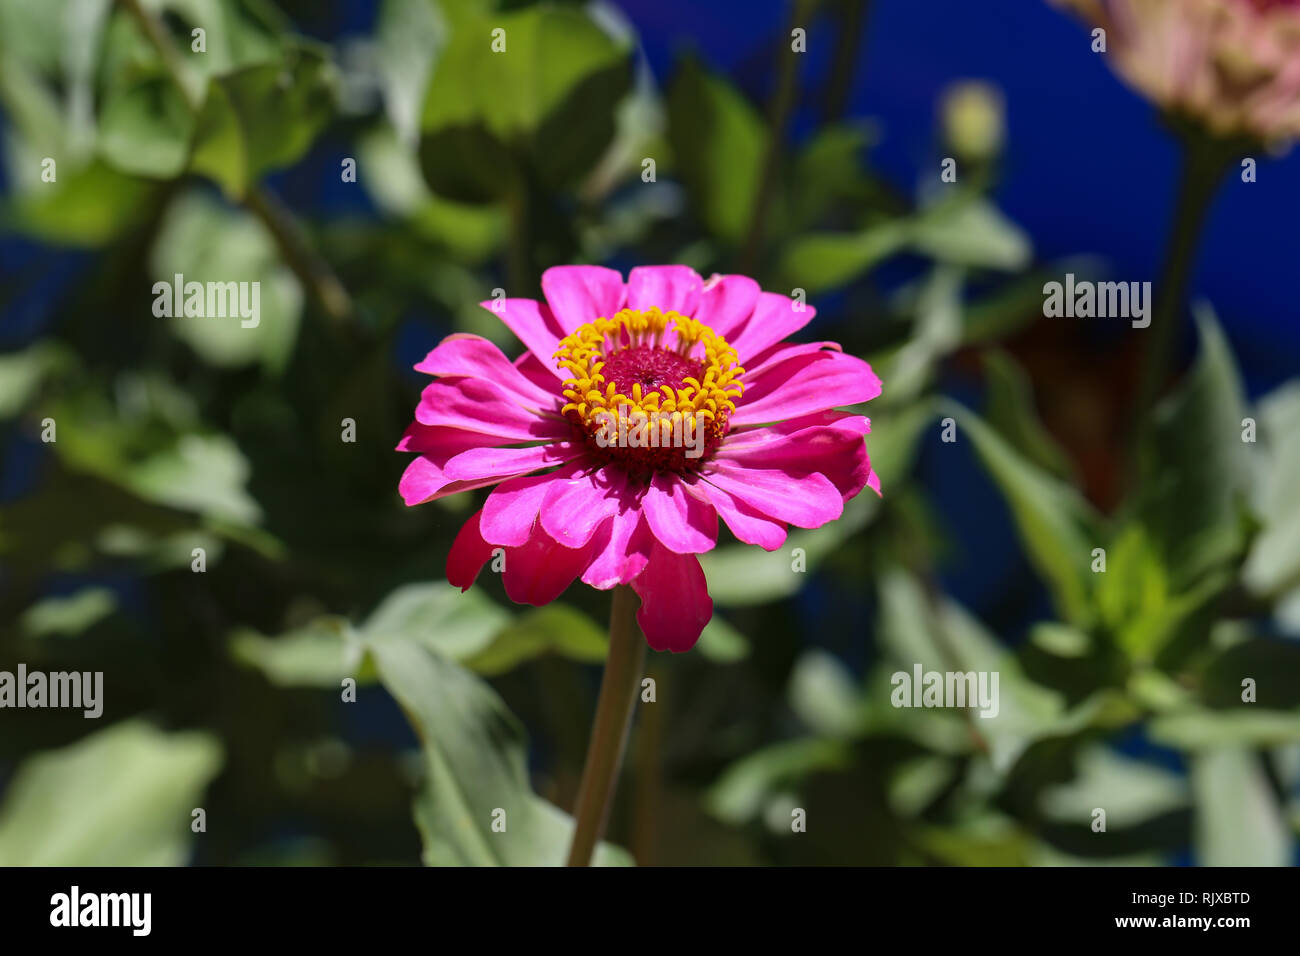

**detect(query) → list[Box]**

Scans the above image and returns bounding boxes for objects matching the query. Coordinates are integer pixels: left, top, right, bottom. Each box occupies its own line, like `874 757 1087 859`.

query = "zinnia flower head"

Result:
399 266 881 652
1054 0 1300 146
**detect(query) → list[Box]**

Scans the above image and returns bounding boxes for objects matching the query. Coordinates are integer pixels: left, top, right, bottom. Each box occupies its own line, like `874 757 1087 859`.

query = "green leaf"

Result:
1242 381 1300 599
982 349 1074 480
778 198 1029 294
701 493 875 606
705 738 852 825
230 616 366 688
362 581 510 660
1039 746 1187 826
461 603 606 676
695 613 751 663
779 222 912 295
947 401 1101 626
1191 748 1291 866
189 42 336 199
0 720 222 865
1095 524 1231 663
666 57 765 244
20 587 118 638
97 69 196 178
375 0 444 146
908 198 1031 271
788 650 867 738
1132 307 1249 589
370 639 631 866
0 342 71 418
1149 708 1300 750
417 5 631 201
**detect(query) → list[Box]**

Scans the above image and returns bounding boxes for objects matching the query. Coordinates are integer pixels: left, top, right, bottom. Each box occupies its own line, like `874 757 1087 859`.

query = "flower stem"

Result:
739 0 814 275
566 585 646 867
1134 135 1233 420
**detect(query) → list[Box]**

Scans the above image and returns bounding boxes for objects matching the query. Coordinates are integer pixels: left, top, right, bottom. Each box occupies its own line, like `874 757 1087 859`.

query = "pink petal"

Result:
730 351 882 427
515 352 559 391
443 442 578 482
416 376 569 441
716 419 872 502
414 334 556 409
541 265 626 333
501 524 597 606
685 480 788 551
703 461 843 528
697 273 761 338
395 423 510 455
581 510 655 589
399 454 514 506
727 291 817 362
486 298 568 379
724 410 869 447
867 467 882 497
743 340 842 384
539 466 630 549
631 544 713 653
642 473 718 554
446 509 497 591
626 265 702 317
480 462 582 547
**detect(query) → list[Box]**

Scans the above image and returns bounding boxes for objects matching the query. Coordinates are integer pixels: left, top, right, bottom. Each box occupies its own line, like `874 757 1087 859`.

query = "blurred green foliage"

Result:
1 0 1298 866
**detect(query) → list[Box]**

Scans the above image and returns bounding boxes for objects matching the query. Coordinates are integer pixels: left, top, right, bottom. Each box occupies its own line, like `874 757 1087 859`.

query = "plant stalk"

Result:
565 585 646 866
1134 135 1234 420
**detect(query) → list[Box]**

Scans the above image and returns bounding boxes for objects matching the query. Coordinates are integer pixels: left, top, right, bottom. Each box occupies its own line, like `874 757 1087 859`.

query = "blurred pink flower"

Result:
399 265 881 652
1055 0 1300 144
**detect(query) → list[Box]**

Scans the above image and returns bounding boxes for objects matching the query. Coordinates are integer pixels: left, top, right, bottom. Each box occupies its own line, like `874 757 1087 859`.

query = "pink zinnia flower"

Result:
1054 0 1300 145
398 266 881 652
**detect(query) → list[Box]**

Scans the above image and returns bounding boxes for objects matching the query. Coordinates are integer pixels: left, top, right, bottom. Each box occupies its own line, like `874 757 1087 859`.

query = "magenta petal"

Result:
704 461 843 528
416 377 568 441
501 524 595 606
514 352 558 391
697 274 761 338
642 473 718 554
581 510 654 589
539 467 628 549
631 545 713 653
395 423 510 455
727 291 816 361
867 467 882 496
717 419 872 502
414 335 555 409
686 480 787 551
743 341 842 385
487 298 568 379
626 265 703 317
443 442 577 482
446 509 497 591
541 265 626 333
480 462 581 547
398 456 512 506
731 352 882 427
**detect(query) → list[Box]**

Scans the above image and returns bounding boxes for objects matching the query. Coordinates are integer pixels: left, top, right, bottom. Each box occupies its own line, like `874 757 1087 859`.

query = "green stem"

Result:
739 0 813 275
565 585 646 867
1134 136 1234 420
822 0 869 122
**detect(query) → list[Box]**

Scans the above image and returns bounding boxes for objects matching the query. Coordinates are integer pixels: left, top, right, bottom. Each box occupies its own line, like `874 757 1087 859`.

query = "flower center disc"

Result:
553 307 745 478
